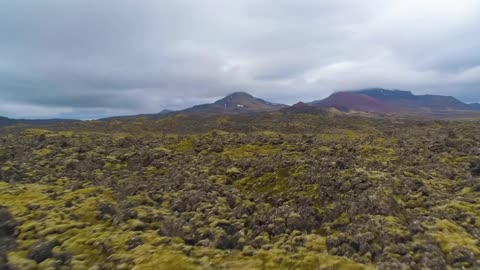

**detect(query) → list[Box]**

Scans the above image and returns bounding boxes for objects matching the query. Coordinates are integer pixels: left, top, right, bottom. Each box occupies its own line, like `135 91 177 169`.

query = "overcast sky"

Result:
1 0 479 119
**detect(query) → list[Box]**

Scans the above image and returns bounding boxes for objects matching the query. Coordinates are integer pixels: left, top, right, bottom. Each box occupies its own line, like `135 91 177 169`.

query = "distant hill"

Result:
0 116 16 126
100 109 174 121
310 92 399 113
353 88 472 111
0 116 80 127
309 88 476 114
158 109 174 115
280 102 331 114
469 103 480 110
99 92 287 120
180 92 287 115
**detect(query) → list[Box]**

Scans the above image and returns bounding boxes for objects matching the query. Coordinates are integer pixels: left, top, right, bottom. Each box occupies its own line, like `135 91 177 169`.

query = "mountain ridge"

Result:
352 88 471 111
469 103 480 110
310 88 478 113
310 92 400 113
98 89 478 120
2 89 480 126
0 116 79 127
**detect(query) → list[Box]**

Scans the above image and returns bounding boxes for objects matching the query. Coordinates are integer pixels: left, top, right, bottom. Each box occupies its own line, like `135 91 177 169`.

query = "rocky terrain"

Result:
1 111 480 269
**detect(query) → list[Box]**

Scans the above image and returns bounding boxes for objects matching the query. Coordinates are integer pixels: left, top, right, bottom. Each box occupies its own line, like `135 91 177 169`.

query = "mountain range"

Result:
142 88 480 116
309 88 480 113
310 91 399 113
350 88 474 112
145 89 480 116
1 88 479 127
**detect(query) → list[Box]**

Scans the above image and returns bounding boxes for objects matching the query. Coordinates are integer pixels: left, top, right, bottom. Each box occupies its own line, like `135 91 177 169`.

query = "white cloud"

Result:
0 0 479 118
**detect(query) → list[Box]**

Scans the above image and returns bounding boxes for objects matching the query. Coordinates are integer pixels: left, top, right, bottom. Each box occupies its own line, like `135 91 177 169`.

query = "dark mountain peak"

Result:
213 92 283 109
292 102 310 108
214 92 256 106
179 92 286 115
282 101 329 114
158 109 174 115
226 91 254 98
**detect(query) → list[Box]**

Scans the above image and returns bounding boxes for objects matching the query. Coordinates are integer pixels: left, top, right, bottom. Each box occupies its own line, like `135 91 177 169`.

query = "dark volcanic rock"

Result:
470 160 480 177
28 240 58 263
0 207 17 270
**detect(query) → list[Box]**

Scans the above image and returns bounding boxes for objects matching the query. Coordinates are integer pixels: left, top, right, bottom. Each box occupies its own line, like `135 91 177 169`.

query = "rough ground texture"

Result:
1 112 480 269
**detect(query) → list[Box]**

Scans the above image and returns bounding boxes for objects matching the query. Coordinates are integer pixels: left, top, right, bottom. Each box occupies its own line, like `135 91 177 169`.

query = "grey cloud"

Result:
0 0 479 119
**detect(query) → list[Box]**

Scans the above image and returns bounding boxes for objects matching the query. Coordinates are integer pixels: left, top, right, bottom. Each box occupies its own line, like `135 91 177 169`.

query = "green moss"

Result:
23 128 53 137
33 148 53 157
58 131 75 137
381 216 409 239
304 234 327 252
7 252 37 270
223 144 281 160
235 172 290 195
212 248 374 270
359 144 398 164
3 114 480 270
209 175 229 185
312 146 331 156
154 146 172 154
431 219 480 255
332 212 350 227
318 130 365 143
226 167 242 175
132 245 199 270
440 155 473 165
127 219 146 231
174 139 195 153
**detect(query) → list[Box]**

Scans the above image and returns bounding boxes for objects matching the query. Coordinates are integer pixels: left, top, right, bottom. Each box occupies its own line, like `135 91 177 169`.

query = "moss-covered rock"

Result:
1 113 480 269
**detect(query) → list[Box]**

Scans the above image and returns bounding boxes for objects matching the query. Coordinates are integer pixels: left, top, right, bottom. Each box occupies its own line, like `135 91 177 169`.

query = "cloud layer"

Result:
1 0 479 119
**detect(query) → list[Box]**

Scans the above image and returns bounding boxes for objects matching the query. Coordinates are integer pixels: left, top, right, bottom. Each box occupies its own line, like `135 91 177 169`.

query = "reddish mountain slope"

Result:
354 89 473 111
